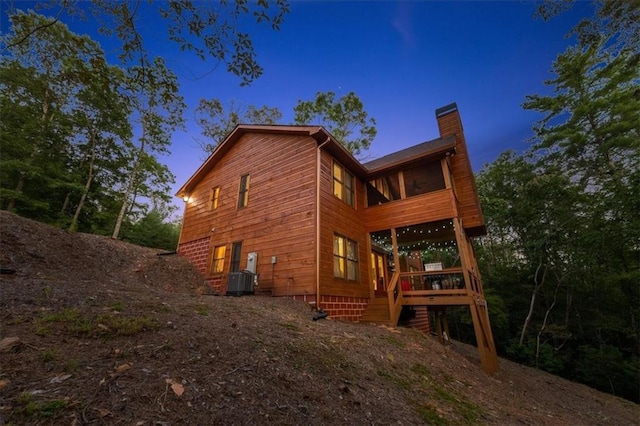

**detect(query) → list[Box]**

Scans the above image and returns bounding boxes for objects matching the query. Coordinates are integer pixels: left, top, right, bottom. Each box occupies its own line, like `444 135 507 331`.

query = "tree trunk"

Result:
519 261 547 345
60 192 71 215
69 128 98 232
112 126 146 239
535 276 563 367
5 173 25 211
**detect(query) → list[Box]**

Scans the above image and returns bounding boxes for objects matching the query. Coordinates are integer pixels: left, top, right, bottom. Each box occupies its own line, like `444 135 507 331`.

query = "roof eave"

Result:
364 137 457 176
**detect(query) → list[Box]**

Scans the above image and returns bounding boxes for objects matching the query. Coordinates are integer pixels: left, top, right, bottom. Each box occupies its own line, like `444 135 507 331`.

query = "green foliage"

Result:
6 0 290 87
294 91 377 157
15 392 67 419
40 348 55 363
417 404 448 425
109 302 125 312
432 385 481 423
575 344 639 401
95 314 155 336
473 0 640 403
195 98 283 156
505 339 566 375
121 209 180 250
0 12 103 218
0 12 178 241
111 56 185 239
38 308 155 337
41 308 81 323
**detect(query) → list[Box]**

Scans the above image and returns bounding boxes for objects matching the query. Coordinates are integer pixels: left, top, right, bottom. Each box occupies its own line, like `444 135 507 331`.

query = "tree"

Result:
524 1 640 276
6 0 290 86
121 209 181 251
195 98 282 156
0 11 120 222
470 0 640 402
293 91 377 157
65 59 133 232
111 57 185 239
477 152 581 347
536 0 639 56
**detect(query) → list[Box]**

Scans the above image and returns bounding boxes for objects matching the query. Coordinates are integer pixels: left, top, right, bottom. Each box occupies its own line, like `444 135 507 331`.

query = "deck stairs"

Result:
360 297 391 324
360 275 498 374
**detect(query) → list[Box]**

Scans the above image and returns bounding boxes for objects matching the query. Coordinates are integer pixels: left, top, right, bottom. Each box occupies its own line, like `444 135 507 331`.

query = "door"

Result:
371 251 387 297
230 242 243 272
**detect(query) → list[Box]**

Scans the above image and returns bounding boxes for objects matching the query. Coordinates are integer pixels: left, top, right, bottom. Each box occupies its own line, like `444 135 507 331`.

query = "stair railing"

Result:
386 271 403 325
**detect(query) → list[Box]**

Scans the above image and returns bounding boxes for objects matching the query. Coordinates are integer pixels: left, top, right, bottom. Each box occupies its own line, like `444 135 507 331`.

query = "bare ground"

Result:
1 210 638 425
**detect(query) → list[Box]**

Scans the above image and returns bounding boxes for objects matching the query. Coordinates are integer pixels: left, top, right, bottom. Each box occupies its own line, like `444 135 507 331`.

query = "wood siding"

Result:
179 132 318 296
363 189 457 233
318 150 371 299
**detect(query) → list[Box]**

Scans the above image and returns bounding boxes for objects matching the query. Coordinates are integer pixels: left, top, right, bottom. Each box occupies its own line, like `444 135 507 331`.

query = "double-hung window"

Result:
211 245 226 273
333 161 354 207
238 174 250 208
333 234 358 281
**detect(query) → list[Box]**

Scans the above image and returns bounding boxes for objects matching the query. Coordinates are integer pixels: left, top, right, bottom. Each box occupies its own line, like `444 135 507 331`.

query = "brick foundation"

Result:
204 276 223 294
405 306 432 335
319 295 369 321
178 236 211 274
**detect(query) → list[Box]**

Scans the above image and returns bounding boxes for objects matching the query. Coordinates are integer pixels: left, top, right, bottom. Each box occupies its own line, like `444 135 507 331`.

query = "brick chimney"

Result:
436 102 463 138
435 103 486 236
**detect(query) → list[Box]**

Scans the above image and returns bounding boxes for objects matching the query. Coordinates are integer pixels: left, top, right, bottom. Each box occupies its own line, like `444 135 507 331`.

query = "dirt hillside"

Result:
1 211 638 425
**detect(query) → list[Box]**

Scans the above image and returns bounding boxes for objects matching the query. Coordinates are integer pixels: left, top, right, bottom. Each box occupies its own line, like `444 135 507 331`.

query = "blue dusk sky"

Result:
2 1 594 207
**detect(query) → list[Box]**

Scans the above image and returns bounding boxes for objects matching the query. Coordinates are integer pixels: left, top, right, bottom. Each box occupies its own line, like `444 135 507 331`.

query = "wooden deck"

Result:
361 268 499 374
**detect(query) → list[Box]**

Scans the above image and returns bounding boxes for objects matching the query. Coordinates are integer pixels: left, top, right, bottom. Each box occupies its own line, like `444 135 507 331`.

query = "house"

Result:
176 103 498 373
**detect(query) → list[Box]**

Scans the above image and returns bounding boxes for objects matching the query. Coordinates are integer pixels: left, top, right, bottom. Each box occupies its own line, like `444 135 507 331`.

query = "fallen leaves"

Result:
166 378 185 396
0 337 21 353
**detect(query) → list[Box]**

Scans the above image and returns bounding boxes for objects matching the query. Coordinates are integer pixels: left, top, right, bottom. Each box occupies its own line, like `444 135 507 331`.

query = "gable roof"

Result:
176 124 366 198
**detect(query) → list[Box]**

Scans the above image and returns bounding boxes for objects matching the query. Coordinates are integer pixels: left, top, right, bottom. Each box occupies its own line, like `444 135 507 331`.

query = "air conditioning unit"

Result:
226 271 255 296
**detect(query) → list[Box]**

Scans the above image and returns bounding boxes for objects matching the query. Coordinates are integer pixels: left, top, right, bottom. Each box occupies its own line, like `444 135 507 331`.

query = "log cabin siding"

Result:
179 132 318 296
318 150 371 298
363 189 457 233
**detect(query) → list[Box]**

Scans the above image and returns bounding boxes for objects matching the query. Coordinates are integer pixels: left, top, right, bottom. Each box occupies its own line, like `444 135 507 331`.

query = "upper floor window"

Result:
333 234 358 281
333 161 355 207
209 187 220 210
211 245 226 273
238 174 250 208
367 174 401 206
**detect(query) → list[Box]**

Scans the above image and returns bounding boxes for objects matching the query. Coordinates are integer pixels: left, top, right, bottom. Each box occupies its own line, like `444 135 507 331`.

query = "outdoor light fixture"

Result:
182 195 190 202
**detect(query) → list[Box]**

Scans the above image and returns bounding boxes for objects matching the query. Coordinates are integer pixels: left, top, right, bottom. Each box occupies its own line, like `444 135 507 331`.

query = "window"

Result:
238 174 250 208
366 174 401 206
209 187 220 210
230 242 242 273
332 161 354 207
211 245 226 273
333 234 358 281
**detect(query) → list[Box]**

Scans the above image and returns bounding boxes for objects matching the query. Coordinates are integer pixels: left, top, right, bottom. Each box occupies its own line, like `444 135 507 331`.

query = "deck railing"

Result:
398 268 468 297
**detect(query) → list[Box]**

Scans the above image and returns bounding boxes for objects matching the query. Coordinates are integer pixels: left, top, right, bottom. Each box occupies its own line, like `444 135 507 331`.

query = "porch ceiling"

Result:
371 219 457 251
